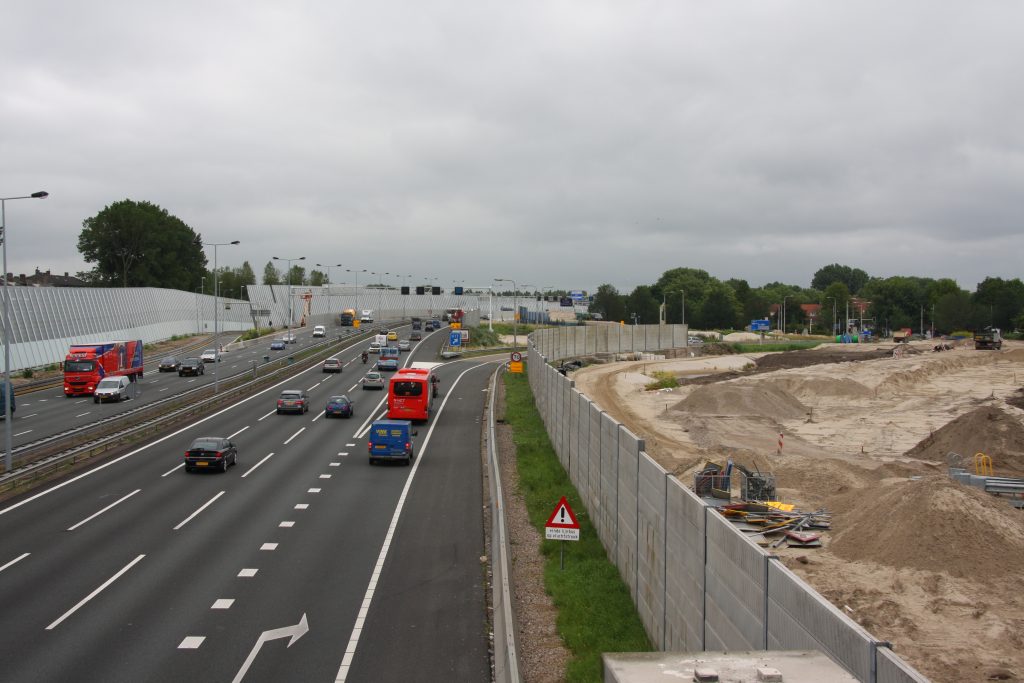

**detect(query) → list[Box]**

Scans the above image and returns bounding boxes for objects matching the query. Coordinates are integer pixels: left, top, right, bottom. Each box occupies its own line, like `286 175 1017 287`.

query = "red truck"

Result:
63 340 144 397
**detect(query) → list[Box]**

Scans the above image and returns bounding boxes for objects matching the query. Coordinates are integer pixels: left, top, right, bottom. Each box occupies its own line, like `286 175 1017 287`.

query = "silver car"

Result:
361 371 385 390
398 339 411 352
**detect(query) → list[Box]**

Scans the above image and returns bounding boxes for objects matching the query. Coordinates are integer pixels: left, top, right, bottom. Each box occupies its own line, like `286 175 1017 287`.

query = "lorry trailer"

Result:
63 340 144 397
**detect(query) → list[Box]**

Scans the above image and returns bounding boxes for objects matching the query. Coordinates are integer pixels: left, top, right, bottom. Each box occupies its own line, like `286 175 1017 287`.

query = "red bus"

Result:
387 365 439 421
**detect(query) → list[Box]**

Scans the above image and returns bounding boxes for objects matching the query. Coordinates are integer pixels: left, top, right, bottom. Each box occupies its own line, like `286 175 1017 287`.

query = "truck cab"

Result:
368 419 416 465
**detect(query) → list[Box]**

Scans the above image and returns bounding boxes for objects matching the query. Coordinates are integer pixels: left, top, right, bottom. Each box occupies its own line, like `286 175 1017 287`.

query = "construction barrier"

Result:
525 328 930 683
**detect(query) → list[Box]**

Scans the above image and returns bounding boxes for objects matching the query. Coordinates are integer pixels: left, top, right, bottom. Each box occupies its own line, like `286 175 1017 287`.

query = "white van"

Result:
360 310 374 323
94 376 131 403
313 325 326 337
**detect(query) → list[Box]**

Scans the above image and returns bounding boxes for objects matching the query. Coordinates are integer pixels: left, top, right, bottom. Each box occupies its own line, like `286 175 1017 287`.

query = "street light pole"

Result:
782 295 793 335
316 263 342 287
274 255 306 335
200 239 240 394
1 190 48 473
495 278 517 350
346 268 365 316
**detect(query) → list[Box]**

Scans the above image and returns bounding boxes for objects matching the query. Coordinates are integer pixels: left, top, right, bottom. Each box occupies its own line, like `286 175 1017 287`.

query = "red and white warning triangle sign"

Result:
545 496 580 541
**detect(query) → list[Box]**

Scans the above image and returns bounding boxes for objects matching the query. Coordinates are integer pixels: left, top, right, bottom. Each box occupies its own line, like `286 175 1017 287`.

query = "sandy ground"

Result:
572 340 1024 683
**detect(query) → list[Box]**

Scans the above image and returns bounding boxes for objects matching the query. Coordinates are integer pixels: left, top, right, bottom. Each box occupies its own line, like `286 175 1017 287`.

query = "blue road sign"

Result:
449 331 462 346
751 319 771 332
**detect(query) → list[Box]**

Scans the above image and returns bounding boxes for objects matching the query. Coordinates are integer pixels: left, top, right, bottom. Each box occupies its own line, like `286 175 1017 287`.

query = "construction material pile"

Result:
716 502 832 549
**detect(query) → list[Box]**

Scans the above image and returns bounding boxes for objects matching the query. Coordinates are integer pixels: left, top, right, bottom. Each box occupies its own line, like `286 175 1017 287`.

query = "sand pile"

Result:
905 405 1024 475
773 375 873 401
676 381 808 421
722 332 761 342
829 476 1024 579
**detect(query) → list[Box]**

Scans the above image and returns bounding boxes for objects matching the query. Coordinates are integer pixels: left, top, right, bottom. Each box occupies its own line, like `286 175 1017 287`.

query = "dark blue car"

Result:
324 395 353 418
270 340 286 351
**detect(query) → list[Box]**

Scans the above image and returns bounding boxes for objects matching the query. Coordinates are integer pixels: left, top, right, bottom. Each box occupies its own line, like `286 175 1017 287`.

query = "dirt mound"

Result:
905 405 1024 475
773 376 873 401
675 382 808 421
829 476 1024 578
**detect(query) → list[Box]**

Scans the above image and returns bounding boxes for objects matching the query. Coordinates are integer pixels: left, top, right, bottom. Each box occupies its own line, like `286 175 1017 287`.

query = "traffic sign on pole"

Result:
449 331 462 347
544 496 580 541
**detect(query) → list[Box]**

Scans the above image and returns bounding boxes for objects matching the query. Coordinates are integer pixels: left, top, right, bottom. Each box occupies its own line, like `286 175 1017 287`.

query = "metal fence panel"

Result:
636 452 667 648
876 646 931 683
664 478 706 652
767 560 875 681
704 511 767 651
616 426 643 601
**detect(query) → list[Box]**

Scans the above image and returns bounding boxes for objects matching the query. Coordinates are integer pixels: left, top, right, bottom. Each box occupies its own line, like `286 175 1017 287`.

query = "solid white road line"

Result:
14 430 32 437
283 428 305 445
75 412 91 418
46 554 146 630
66 489 141 531
161 463 185 478
311 411 324 422
0 552 30 573
173 491 225 530
242 452 275 478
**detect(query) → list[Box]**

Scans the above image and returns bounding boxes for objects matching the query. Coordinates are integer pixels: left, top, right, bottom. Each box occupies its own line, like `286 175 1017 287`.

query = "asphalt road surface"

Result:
0 325 495 682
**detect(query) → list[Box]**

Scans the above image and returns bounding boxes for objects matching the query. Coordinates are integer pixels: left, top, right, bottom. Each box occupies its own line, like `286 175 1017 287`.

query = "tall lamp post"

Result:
494 277 518 350
346 267 365 315
2 190 48 472
274 255 306 334
316 262 342 286
199 239 240 393
782 295 793 335
196 276 206 335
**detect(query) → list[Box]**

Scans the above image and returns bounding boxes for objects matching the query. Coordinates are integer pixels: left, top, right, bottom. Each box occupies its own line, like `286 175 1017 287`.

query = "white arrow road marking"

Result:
46 554 146 630
231 613 309 683
66 489 141 531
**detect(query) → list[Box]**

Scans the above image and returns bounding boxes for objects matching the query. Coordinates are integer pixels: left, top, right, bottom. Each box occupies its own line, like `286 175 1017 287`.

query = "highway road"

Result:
7 325 373 451
0 323 495 682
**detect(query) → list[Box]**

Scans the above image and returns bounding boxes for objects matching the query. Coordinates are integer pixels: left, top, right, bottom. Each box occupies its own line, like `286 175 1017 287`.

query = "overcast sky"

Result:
3 1 1022 294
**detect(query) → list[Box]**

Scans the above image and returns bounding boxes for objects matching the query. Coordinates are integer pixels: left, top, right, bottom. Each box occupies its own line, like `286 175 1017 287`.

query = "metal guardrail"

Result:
1 330 373 491
486 365 523 683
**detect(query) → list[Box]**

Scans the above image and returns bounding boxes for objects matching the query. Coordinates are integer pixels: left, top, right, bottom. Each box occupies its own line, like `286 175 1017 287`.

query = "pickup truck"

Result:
974 327 1003 350
368 419 416 465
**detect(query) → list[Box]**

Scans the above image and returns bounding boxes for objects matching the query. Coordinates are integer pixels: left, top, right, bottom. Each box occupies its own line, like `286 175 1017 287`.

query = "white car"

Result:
201 349 220 362
398 339 411 352
281 332 297 344
361 371 385 390
368 342 382 354
94 376 131 403
687 337 704 346
312 325 326 337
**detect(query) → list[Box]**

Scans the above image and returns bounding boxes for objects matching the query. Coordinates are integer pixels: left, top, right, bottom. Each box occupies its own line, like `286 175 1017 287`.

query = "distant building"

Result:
4 268 89 287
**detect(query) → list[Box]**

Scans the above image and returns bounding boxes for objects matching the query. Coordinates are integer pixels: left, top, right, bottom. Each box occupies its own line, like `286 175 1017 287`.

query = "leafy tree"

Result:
591 284 626 322
820 283 850 336
78 199 206 288
309 270 326 287
262 261 281 285
973 277 1024 331
934 290 974 333
811 263 869 294
626 285 659 325
237 261 256 288
701 282 742 329
286 265 307 286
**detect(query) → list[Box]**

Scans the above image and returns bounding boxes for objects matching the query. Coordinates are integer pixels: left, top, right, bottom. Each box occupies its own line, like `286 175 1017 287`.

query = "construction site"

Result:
572 338 1024 683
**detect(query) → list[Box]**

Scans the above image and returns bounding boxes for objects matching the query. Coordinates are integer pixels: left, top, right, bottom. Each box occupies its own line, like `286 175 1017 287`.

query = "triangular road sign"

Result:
545 496 580 529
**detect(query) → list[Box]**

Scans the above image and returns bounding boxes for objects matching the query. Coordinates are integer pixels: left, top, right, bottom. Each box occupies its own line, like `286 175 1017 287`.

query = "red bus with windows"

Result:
387 364 439 421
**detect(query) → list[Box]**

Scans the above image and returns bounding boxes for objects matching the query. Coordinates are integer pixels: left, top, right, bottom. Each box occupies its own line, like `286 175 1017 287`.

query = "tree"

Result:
309 270 326 287
78 199 206 288
287 265 307 286
591 284 626 322
973 277 1024 331
811 264 869 294
700 282 742 329
626 286 659 325
934 290 974 333
821 282 850 336
262 261 281 285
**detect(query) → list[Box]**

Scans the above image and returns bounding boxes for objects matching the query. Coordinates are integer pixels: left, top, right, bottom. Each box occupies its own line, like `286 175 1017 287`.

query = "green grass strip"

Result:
503 370 652 682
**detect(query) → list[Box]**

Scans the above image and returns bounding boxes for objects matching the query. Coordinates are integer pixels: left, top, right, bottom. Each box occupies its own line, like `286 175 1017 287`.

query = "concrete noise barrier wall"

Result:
524 331 929 683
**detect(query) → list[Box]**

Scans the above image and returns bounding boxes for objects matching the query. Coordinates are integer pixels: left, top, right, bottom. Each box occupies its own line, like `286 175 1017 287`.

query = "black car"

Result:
158 356 181 372
324 395 354 418
179 358 205 376
185 436 237 473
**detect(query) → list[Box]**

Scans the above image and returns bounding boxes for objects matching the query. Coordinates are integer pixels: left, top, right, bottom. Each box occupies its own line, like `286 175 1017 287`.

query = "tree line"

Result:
589 264 1024 335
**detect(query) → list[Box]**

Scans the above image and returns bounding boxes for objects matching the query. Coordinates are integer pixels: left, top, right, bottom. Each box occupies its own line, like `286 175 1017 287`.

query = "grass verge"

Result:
724 341 823 353
503 370 651 682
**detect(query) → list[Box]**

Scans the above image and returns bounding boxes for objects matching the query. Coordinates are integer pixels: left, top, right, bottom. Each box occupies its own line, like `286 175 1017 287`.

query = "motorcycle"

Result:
361 352 368 364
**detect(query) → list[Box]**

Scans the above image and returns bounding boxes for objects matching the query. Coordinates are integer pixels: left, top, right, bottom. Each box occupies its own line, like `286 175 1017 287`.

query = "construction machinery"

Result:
973 327 1002 350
